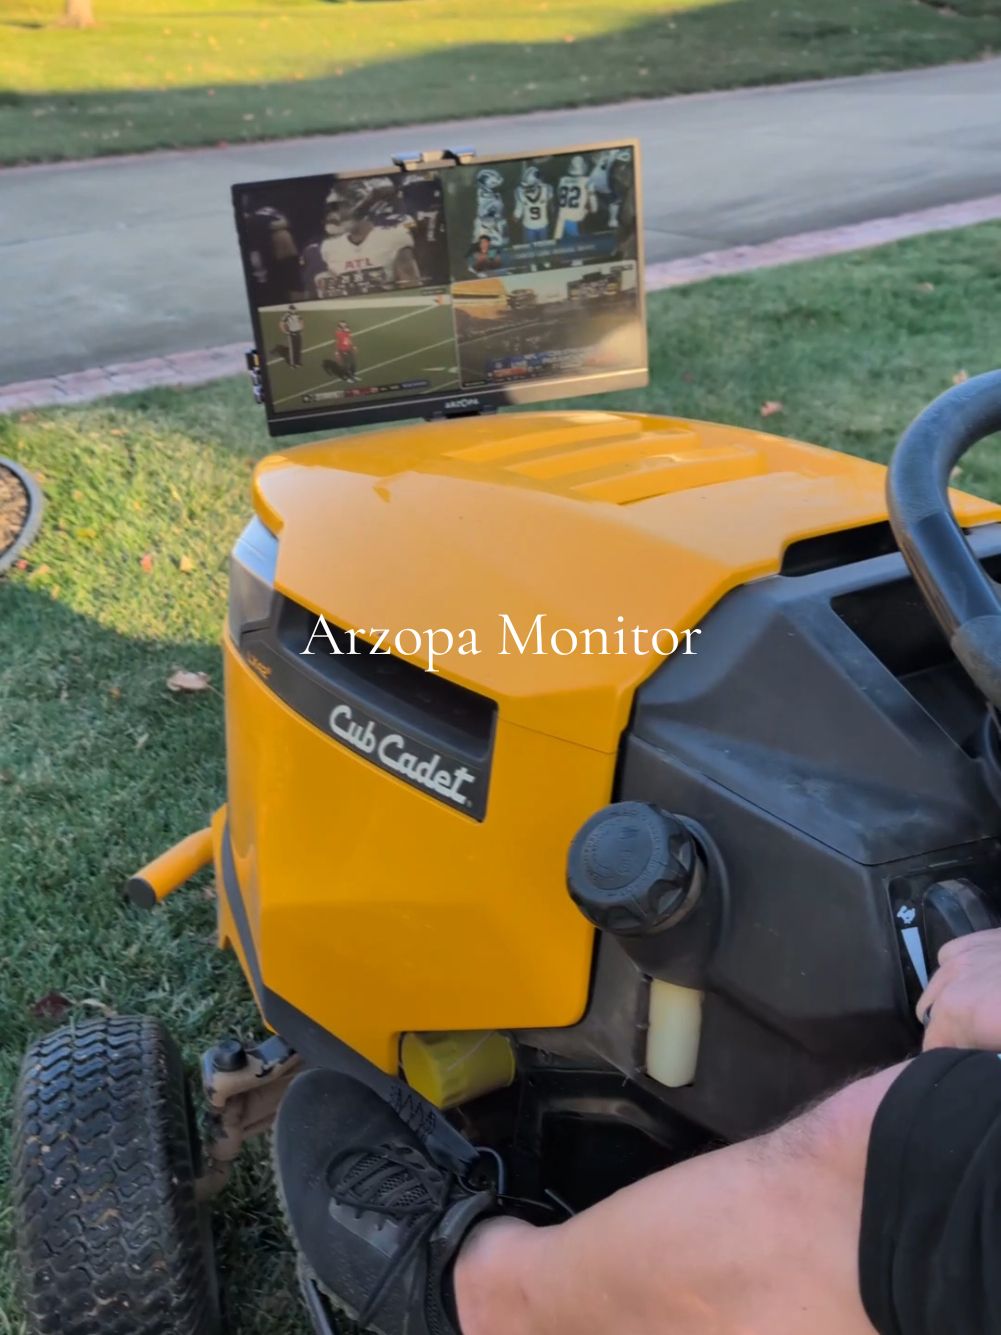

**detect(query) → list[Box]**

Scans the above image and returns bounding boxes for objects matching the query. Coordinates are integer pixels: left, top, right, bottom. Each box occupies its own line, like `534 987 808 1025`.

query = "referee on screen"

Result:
280 305 305 368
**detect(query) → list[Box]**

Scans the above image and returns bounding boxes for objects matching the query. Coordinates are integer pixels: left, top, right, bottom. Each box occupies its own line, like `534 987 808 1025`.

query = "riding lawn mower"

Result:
12 145 1001 1335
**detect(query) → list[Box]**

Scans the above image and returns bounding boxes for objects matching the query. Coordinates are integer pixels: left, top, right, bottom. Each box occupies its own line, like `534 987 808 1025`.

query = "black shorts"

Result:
860 1048 1001 1335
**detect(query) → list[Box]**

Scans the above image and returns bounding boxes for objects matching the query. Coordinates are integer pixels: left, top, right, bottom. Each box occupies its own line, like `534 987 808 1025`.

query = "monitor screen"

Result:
232 142 647 436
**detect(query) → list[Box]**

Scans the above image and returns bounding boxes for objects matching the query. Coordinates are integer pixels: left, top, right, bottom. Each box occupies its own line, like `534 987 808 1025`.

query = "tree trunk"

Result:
63 0 95 27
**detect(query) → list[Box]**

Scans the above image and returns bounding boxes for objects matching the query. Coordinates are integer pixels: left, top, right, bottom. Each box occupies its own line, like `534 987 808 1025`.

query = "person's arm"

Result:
918 927 1001 1050
394 246 421 287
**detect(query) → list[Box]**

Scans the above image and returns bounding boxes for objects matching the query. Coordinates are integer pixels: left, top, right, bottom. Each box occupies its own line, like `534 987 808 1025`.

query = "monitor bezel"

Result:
232 138 647 437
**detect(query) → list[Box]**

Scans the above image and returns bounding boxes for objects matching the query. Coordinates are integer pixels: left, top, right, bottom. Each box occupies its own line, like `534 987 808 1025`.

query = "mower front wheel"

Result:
11 1014 221 1335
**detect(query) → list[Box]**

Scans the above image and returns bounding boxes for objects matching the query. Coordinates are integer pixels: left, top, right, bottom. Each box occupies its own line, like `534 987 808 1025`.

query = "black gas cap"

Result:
567 802 703 936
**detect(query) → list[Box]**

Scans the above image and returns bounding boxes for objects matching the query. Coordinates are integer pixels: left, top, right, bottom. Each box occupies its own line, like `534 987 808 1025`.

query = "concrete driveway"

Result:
2 57 1000 385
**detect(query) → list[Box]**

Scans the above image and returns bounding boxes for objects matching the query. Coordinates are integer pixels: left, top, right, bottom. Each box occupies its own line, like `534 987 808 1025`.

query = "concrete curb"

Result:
3 192 1001 417
0 344 249 414
644 193 1001 289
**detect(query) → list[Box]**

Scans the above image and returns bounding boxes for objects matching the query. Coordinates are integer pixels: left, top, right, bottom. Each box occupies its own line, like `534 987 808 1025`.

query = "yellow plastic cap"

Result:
401 1030 516 1109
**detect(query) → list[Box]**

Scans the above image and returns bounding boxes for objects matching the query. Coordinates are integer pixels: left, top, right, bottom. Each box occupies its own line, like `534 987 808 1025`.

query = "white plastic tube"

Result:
646 980 704 1087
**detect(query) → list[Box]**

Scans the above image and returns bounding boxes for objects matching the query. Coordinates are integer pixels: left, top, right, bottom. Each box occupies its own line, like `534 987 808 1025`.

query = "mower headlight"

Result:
228 516 278 643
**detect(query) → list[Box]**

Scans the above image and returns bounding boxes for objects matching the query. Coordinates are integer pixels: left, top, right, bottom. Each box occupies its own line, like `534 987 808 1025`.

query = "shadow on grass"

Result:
3 0 1001 162
0 369 310 1330
0 579 314 1333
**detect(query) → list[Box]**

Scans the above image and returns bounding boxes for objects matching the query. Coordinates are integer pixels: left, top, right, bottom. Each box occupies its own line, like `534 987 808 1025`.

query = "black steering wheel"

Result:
887 369 1001 712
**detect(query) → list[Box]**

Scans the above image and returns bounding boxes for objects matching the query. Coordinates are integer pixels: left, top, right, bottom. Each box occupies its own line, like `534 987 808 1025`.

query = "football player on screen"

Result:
588 150 628 228
244 205 304 304
334 321 358 383
304 177 421 298
400 172 448 285
472 168 509 249
513 164 553 242
554 155 596 241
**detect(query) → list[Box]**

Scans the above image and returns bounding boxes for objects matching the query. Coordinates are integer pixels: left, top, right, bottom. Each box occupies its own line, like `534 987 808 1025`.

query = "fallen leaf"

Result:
75 527 97 540
30 991 71 1020
14 558 29 571
27 563 50 580
178 554 195 574
108 685 122 701
760 400 784 418
917 282 935 293
140 551 154 572
953 369 970 385
166 669 211 693
135 731 149 750
109 428 126 437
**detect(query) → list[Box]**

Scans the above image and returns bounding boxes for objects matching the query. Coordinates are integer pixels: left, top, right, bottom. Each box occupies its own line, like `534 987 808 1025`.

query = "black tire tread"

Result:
11 1014 219 1335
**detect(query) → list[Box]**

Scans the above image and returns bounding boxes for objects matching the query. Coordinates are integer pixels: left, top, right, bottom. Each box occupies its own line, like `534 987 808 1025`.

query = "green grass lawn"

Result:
3 221 1001 1331
1 0 1000 164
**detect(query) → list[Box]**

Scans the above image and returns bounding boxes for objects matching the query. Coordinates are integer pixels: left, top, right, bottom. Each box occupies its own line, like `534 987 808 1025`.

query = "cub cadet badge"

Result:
237 635 490 819
328 704 478 809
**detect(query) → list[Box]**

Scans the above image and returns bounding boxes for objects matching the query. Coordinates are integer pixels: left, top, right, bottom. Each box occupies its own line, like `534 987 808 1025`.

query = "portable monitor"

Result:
232 142 647 436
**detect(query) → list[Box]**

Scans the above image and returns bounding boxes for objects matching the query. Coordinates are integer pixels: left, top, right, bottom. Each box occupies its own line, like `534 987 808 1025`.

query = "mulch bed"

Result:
0 459 31 561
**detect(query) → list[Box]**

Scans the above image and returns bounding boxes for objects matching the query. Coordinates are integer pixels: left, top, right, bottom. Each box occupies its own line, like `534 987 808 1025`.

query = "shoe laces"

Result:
328 1143 449 1219
326 1142 453 1328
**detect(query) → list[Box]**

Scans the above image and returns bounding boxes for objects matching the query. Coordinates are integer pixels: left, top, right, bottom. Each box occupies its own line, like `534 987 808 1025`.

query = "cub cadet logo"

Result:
246 652 272 680
444 396 480 412
328 703 477 808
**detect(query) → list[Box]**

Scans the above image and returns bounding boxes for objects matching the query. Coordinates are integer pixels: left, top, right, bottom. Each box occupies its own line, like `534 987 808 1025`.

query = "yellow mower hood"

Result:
250 410 1000 753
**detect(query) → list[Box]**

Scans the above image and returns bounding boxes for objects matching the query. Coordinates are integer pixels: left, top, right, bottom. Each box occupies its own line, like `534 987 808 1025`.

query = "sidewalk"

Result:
2 57 1000 388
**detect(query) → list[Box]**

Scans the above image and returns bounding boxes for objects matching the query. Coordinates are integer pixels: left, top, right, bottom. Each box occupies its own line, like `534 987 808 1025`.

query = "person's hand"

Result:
918 928 1001 1051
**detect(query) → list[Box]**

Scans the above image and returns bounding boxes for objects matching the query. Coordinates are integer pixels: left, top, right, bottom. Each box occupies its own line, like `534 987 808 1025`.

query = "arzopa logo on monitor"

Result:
444 397 481 412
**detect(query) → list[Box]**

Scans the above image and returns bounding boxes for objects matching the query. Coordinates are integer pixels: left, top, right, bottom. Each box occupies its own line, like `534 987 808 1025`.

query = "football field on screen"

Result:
261 294 458 411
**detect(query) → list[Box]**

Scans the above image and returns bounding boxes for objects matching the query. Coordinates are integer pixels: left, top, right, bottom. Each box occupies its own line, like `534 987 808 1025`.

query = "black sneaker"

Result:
274 1069 498 1335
